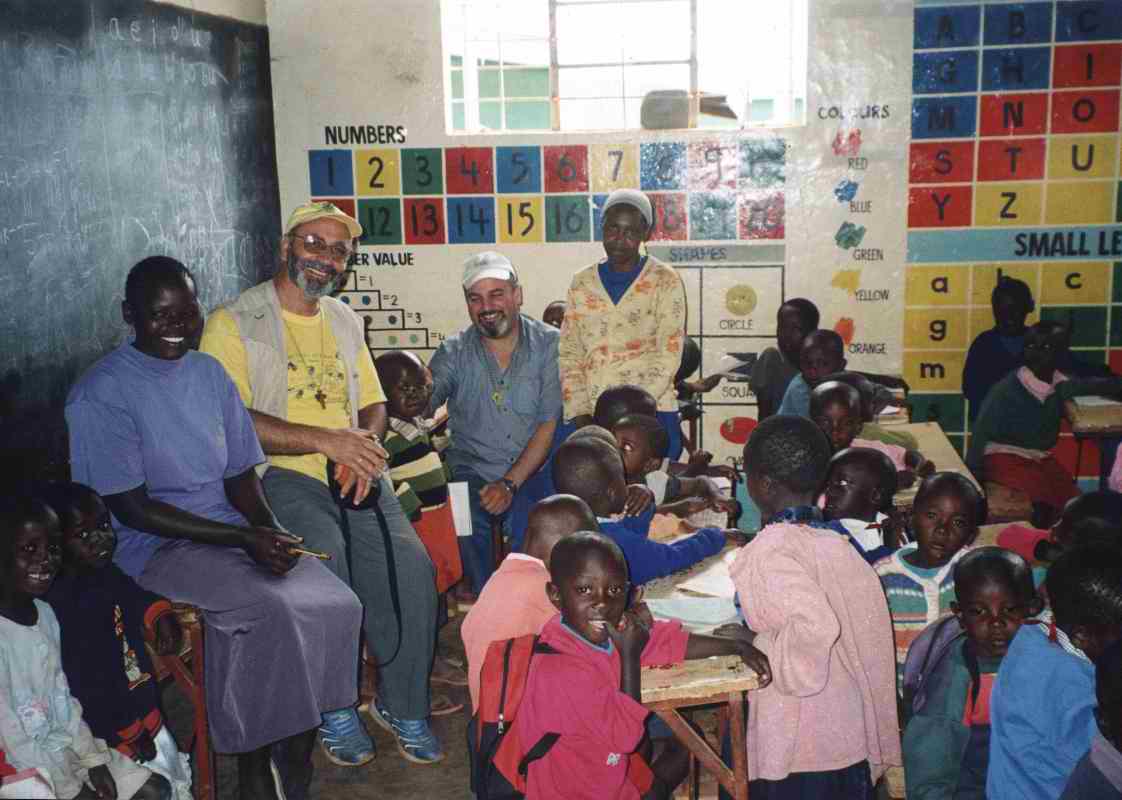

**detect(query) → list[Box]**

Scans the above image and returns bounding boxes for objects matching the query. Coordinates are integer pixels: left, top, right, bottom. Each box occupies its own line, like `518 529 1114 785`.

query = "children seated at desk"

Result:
41 483 191 798
903 547 1041 799
611 414 732 518
875 473 983 693
462 494 597 712
550 437 740 585
518 531 770 800
818 371 919 450
749 298 819 421
776 329 847 418
728 415 901 796
822 447 900 564
810 381 933 488
0 496 171 800
962 277 1112 424
967 321 1122 528
1062 639 1122 799
988 543 1122 800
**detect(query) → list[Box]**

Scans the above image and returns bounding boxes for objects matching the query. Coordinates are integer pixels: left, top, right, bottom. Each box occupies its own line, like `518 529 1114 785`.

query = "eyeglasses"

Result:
290 233 354 262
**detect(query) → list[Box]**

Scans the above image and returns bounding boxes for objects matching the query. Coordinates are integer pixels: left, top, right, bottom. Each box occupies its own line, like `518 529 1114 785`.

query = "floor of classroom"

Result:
161 610 476 800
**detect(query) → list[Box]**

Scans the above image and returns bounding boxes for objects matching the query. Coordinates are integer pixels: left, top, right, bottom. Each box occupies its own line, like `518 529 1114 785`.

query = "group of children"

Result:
8 287 1122 800
0 487 192 800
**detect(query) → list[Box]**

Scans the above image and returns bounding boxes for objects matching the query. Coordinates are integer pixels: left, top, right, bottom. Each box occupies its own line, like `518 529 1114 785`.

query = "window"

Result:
442 0 808 133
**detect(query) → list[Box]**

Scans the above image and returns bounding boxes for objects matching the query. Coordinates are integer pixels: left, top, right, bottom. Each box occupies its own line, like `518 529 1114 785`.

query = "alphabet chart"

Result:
905 0 1122 472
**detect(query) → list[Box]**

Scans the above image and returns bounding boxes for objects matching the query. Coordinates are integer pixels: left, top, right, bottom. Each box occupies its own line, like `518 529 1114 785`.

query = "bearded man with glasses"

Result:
200 202 446 770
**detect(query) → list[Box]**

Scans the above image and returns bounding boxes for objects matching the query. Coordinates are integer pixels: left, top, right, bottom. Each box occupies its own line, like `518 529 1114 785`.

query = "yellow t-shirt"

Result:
200 306 385 484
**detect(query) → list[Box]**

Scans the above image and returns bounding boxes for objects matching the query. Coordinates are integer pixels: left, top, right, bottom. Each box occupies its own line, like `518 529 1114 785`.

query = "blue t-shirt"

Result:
776 374 812 417
597 257 647 305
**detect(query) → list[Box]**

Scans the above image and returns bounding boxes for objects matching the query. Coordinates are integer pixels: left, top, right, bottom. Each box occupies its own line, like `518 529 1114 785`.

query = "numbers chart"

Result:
308 139 787 247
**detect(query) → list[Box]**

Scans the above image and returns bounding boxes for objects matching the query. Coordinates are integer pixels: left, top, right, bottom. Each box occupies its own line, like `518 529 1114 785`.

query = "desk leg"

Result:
653 709 735 796
727 691 749 800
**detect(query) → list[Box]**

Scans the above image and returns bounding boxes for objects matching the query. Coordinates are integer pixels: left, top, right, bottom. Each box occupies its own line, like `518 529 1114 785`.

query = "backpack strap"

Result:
518 733 561 776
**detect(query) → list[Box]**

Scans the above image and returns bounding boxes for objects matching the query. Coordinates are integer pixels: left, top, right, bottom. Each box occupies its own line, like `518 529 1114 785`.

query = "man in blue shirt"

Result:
428 252 562 596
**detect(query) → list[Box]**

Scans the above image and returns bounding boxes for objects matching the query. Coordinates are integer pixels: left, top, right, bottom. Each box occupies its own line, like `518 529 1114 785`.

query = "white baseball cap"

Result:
462 251 518 289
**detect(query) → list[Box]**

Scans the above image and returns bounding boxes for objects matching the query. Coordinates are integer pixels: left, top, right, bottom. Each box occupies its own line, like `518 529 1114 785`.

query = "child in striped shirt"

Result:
874 472 982 693
376 350 466 709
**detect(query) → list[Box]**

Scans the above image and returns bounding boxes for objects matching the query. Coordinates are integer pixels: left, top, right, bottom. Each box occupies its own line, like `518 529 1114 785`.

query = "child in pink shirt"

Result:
519 531 771 800
729 415 901 796
461 494 598 711
810 381 933 488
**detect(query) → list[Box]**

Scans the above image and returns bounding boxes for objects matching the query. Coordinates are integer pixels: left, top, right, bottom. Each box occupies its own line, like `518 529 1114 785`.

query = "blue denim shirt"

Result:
428 314 562 482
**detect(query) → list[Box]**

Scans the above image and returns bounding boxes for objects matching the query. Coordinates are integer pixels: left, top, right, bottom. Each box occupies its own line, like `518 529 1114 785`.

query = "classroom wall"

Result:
266 0 911 468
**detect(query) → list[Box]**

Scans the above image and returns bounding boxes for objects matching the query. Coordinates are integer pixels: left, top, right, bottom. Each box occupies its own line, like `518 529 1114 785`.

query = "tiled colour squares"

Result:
640 142 686 191
902 350 966 393
976 138 1045 181
739 139 785 189
545 195 591 242
447 197 496 243
355 148 401 197
590 144 639 193
689 192 737 240
1046 134 1118 179
738 191 785 240
974 183 1043 226
688 141 737 192
981 46 1051 92
910 141 975 184
648 192 689 241
979 92 1049 137
983 2 1052 45
914 5 980 49
357 198 403 246
497 195 545 243
1053 44 1122 88
904 307 969 349
495 146 542 194
908 185 972 228
1045 182 1114 224
544 145 589 193
309 149 353 196
1055 1 1122 43
444 147 495 194
1051 90 1120 135
905 264 970 306
402 198 446 245
401 148 444 195
912 96 977 140
914 50 979 94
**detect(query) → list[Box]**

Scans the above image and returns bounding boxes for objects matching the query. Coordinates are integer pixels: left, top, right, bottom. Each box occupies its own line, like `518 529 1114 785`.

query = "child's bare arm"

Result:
685 633 772 686
606 608 650 702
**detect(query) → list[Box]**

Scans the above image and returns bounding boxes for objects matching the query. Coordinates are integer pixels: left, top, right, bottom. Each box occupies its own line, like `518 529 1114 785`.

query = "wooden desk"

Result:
1063 398 1122 489
892 422 978 509
642 656 759 800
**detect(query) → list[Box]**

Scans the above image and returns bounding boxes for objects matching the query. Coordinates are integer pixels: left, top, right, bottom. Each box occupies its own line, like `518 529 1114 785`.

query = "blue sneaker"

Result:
368 698 445 764
318 707 375 767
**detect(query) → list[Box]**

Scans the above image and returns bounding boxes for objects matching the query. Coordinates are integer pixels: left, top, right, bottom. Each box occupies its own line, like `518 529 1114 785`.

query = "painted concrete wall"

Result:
264 0 914 466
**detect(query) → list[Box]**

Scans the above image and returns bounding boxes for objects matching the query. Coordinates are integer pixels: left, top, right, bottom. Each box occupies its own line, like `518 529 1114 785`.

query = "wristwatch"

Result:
500 478 518 495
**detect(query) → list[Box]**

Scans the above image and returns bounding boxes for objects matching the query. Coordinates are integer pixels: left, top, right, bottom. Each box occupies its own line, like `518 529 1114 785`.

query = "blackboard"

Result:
0 0 281 481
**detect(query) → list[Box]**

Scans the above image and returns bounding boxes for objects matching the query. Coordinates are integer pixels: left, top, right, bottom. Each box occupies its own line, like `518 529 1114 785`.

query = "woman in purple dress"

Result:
66 257 362 800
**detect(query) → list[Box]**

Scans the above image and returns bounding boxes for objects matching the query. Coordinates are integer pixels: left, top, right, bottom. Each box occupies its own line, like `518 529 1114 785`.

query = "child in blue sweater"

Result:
550 437 743 585
903 547 1040 799
988 543 1122 800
